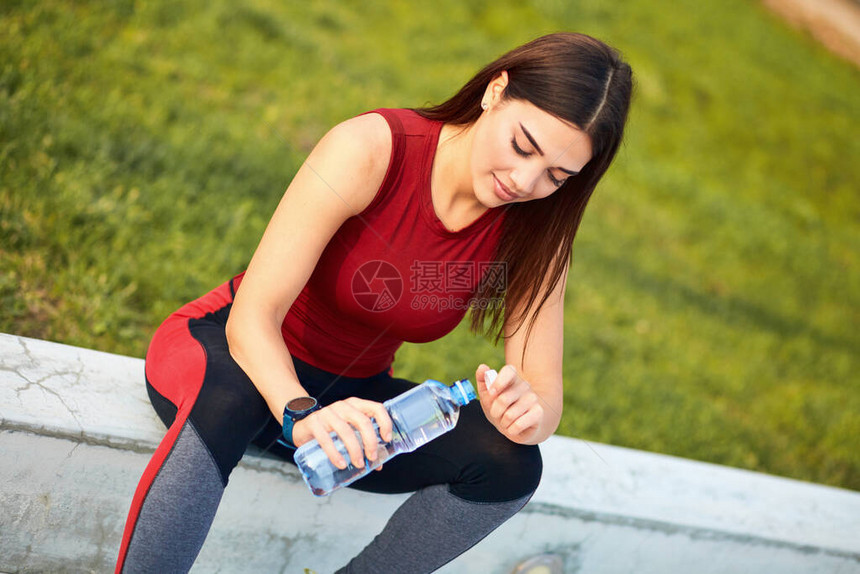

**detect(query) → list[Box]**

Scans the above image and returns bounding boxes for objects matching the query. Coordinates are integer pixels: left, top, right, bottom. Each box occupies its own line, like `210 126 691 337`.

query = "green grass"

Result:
2 0 858 490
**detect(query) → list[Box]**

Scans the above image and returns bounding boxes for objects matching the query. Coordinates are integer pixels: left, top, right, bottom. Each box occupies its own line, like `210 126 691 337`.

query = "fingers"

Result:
502 398 544 438
362 398 393 443
299 398 392 470
327 406 367 469
478 364 543 440
305 415 348 469
492 364 518 393
492 386 535 425
480 364 518 411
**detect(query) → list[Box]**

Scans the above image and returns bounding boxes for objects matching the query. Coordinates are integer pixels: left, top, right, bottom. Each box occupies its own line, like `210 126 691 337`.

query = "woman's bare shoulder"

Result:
309 111 393 214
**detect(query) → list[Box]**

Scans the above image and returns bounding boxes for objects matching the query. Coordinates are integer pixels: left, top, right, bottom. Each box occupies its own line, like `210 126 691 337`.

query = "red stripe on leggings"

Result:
115 280 233 572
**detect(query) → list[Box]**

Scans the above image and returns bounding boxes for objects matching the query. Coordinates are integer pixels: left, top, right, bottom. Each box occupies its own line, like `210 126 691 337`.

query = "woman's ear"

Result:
496 70 509 90
482 70 510 110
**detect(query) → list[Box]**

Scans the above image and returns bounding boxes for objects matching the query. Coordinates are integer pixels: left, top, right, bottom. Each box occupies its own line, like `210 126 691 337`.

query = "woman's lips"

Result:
493 175 517 202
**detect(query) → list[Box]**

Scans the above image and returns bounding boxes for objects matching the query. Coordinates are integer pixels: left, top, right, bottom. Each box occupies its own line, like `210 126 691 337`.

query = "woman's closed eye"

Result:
511 137 568 187
548 172 566 187
511 136 532 158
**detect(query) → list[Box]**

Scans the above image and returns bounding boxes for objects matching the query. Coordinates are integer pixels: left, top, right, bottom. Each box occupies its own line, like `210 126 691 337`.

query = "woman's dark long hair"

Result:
415 33 634 355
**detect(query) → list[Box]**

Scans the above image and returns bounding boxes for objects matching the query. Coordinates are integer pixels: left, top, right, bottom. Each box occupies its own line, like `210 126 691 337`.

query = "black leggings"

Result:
116 279 542 573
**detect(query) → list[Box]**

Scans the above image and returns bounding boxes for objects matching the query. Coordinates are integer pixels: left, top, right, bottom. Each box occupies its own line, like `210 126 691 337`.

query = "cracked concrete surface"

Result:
2 333 859 573
1 333 161 449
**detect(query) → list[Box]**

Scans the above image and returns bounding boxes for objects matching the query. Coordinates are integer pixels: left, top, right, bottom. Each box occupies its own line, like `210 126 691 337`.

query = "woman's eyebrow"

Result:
519 123 580 176
519 123 544 156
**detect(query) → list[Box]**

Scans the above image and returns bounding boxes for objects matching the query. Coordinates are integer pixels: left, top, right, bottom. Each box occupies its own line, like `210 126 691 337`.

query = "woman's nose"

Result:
510 164 543 196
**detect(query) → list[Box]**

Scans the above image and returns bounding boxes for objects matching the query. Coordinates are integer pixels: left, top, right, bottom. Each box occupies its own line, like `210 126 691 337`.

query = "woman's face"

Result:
471 75 593 208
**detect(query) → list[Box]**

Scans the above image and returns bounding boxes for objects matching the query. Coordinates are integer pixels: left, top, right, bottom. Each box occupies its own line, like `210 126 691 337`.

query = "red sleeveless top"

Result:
237 108 507 377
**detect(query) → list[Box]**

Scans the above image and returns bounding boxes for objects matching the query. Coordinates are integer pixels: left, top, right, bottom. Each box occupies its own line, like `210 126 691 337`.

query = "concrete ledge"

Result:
1 332 859 573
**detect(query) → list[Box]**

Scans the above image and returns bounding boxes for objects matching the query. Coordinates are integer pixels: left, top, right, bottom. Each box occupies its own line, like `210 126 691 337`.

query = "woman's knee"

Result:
451 442 543 503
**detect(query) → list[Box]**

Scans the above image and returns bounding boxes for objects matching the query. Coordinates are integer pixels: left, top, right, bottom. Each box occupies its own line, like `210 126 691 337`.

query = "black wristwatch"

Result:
282 396 321 446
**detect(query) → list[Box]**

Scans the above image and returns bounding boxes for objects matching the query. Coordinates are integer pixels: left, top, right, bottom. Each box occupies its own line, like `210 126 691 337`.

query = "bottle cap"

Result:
484 369 498 390
451 379 477 405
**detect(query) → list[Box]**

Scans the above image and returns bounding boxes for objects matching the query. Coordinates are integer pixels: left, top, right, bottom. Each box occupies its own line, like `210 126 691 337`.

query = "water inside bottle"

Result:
389 393 456 450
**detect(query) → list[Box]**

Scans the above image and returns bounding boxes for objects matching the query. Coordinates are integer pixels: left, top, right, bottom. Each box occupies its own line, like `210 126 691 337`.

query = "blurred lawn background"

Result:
1 0 858 490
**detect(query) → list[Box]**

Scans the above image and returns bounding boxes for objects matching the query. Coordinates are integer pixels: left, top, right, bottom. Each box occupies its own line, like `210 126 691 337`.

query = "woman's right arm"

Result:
225 112 393 467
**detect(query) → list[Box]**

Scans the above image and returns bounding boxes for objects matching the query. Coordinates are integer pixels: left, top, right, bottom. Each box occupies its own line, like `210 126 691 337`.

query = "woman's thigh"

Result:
144 282 272 485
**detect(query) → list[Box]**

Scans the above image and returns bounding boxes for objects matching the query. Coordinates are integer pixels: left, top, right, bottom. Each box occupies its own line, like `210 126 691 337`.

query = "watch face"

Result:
287 396 317 412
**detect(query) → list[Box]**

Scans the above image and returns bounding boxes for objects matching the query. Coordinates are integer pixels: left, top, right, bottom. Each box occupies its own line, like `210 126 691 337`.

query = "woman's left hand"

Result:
476 364 544 444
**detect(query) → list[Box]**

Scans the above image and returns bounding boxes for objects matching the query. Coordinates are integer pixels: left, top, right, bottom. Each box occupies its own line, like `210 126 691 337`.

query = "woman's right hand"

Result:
291 398 393 470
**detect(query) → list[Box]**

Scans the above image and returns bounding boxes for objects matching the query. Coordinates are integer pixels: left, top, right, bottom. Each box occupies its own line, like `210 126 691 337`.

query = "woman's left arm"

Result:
476 261 568 445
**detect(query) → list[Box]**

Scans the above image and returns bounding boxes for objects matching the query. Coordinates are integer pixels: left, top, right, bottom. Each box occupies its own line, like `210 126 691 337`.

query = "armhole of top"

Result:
357 109 405 216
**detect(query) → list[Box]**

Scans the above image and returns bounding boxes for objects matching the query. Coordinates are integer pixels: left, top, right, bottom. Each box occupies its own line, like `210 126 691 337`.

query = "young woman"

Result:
116 32 633 573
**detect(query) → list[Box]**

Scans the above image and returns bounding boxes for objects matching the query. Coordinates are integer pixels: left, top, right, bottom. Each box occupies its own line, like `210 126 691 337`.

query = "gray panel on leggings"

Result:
122 421 225 574
337 484 532 574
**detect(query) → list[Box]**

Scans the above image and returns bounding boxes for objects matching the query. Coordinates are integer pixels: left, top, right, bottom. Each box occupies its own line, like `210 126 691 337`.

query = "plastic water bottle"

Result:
294 378 478 496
